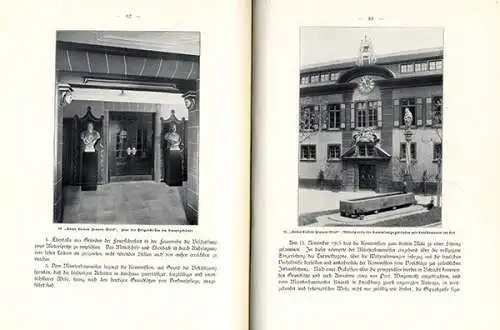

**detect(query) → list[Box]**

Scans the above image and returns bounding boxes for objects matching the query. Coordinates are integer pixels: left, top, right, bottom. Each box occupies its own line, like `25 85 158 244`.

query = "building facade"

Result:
299 36 443 193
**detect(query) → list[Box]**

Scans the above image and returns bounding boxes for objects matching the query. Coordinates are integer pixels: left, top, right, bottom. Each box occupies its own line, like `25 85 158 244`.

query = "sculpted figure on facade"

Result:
164 124 182 151
80 122 101 153
352 127 380 145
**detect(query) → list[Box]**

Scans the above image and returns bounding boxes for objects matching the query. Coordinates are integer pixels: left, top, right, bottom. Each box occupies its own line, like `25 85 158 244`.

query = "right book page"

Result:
252 0 500 329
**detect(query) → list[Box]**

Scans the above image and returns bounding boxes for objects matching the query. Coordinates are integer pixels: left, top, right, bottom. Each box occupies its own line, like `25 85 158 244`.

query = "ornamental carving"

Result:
352 127 380 145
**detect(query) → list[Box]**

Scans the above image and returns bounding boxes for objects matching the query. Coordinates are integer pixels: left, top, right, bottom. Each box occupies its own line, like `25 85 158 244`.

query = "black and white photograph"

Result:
298 27 443 227
53 31 200 225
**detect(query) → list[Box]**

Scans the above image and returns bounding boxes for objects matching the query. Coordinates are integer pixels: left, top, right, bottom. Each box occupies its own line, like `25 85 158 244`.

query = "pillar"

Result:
183 90 199 225
154 108 162 183
54 84 73 223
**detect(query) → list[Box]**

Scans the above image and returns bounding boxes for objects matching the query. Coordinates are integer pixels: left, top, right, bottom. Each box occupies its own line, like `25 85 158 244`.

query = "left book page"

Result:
0 1 251 330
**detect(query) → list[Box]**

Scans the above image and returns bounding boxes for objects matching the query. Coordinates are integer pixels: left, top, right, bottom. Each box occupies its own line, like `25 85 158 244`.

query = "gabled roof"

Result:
301 47 443 73
341 144 391 160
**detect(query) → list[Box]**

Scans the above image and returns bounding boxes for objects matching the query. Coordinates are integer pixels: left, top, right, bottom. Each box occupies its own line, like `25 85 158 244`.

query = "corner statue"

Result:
80 122 101 153
164 123 183 187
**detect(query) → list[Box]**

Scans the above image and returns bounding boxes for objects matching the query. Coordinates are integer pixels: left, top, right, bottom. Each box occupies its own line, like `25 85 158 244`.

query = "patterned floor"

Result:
62 182 188 225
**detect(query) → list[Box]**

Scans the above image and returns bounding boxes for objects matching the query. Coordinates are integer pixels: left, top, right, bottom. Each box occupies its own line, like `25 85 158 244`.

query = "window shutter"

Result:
340 103 346 129
416 97 423 126
320 104 327 130
350 103 355 128
393 99 400 127
377 100 382 127
425 97 433 126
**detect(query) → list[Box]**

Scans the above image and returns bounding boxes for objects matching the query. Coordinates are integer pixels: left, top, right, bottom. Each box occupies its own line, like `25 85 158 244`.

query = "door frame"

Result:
107 111 155 182
358 163 377 190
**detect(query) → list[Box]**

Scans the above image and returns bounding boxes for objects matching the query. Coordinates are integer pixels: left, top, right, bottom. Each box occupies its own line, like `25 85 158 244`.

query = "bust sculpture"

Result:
404 108 413 128
164 124 182 151
80 122 101 153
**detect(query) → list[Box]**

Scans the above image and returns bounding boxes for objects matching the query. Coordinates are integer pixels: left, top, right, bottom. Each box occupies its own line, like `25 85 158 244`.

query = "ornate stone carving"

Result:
352 127 380 145
356 33 376 66
182 91 197 111
80 122 101 153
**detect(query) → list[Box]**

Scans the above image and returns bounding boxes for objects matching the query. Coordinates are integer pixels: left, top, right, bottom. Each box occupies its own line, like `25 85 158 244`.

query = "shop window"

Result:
327 144 341 160
300 145 316 161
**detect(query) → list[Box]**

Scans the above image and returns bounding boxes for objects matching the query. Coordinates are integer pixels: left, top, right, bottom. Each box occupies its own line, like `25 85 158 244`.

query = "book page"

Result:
252 0 499 329
0 1 250 330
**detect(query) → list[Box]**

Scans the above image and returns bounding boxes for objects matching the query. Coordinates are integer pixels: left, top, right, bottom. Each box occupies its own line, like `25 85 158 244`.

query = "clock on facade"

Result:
358 76 375 94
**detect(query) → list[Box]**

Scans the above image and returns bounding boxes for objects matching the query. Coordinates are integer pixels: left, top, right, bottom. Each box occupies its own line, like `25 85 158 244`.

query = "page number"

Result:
368 16 374 21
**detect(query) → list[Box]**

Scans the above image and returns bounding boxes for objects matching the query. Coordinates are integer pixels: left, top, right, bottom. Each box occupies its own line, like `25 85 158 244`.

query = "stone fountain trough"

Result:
339 192 417 218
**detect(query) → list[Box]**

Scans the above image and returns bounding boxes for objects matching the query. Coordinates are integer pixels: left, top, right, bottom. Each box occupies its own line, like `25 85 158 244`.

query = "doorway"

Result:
358 164 376 190
109 112 154 182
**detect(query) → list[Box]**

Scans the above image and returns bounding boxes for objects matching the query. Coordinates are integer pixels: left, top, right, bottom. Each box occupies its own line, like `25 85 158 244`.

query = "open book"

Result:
1 0 499 329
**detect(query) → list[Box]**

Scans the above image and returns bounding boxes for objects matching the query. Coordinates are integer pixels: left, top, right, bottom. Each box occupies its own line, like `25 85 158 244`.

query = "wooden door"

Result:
109 112 154 181
358 164 376 190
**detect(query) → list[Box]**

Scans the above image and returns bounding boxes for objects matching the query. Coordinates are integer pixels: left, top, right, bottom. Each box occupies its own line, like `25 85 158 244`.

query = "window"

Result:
400 63 414 73
300 76 309 85
300 106 318 131
400 98 416 126
300 145 316 161
356 101 377 127
320 73 329 82
429 60 442 71
415 62 427 72
400 142 417 160
432 96 443 125
330 72 339 81
433 143 442 161
359 144 375 157
327 144 341 160
362 55 369 65
310 75 320 83
328 104 341 129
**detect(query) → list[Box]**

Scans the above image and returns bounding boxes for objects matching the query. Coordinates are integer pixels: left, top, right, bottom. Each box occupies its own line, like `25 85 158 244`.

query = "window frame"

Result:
355 100 378 128
327 144 341 161
400 142 417 161
300 144 317 161
433 143 443 162
327 103 341 130
400 98 417 127
432 95 443 127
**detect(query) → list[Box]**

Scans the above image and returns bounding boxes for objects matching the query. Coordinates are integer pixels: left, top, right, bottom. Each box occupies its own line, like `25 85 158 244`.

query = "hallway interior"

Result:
62 181 188 225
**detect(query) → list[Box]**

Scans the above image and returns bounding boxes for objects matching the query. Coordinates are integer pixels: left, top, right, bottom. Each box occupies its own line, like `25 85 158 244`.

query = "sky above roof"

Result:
300 27 443 67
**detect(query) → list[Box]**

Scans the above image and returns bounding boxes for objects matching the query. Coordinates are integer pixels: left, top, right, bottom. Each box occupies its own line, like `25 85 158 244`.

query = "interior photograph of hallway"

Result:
53 31 200 225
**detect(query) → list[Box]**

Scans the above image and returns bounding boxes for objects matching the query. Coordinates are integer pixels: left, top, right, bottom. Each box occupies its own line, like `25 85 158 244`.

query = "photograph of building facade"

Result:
53 31 200 225
299 29 443 195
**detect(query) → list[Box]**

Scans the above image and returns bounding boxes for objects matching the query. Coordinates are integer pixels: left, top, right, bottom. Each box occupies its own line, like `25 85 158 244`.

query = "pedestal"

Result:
164 149 183 186
81 152 98 191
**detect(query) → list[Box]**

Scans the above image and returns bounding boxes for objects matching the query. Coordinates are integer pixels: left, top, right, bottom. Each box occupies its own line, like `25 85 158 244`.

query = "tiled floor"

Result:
62 182 189 225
